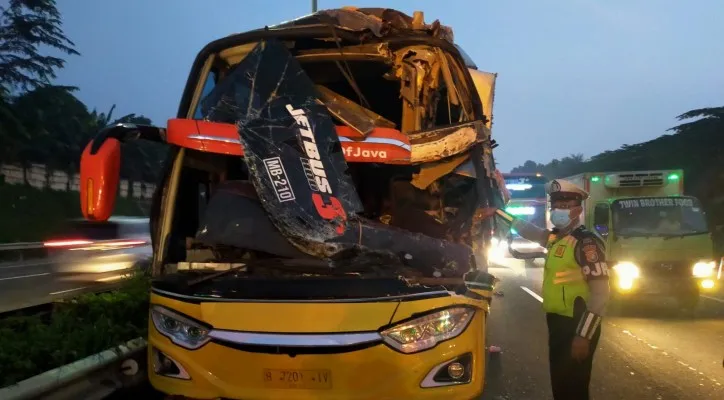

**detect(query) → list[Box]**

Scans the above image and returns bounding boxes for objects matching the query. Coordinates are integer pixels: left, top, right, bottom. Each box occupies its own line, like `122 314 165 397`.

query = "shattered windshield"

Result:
194 39 481 277
199 40 363 247
612 196 709 237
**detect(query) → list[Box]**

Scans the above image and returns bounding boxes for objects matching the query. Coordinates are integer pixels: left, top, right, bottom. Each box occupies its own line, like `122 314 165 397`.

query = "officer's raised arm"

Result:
494 208 549 247
573 233 610 340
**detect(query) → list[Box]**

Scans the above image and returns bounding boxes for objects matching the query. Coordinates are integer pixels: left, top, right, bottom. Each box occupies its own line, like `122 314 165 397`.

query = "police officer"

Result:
489 178 610 400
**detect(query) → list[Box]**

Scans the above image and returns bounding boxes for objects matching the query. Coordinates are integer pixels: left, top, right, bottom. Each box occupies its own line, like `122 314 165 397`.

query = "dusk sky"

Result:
51 0 724 171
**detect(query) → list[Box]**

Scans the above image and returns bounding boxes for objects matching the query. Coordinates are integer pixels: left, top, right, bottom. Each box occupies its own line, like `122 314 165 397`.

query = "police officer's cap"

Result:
545 179 589 202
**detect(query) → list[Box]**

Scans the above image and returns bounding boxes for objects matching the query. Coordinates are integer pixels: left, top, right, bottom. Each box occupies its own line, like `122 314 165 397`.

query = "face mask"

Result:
550 209 571 228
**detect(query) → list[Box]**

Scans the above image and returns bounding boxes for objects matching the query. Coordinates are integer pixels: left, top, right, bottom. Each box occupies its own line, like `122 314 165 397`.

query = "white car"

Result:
44 216 152 274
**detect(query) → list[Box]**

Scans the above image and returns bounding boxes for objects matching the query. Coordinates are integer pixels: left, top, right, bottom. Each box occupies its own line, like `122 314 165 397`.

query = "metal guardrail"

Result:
0 242 48 264
0 242 44 251
0 338 147 400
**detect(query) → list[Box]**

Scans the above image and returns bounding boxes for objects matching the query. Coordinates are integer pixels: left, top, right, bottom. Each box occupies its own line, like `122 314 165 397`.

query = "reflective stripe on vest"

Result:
542 232 591 317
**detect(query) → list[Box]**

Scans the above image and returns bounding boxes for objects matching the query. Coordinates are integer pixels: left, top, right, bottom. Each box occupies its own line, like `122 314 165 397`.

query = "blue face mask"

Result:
550 209 571 228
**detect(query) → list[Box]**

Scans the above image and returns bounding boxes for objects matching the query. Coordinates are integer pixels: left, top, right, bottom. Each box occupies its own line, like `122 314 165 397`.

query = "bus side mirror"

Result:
80 137 121 221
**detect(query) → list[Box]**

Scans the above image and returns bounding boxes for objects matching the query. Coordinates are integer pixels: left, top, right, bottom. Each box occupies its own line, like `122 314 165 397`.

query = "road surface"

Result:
0 259 133 313
481 261 724 400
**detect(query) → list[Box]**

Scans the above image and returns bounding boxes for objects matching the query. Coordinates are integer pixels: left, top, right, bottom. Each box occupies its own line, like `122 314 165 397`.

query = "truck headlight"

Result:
381 307 475 354
693 261 716 278
613 262 640 279
151 305 210 350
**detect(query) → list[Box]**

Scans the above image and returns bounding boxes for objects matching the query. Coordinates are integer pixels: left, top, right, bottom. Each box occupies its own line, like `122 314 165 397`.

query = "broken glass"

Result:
198 39 478 277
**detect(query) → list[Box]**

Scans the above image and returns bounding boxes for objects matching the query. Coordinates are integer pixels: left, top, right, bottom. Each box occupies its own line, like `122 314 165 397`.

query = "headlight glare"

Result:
381 307 474 354
613 262 639 279
693 261 715 278
151 305 210 350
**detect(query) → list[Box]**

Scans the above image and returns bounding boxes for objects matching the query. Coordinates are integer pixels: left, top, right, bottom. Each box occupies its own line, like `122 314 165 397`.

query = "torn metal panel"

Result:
315 85 396 137
271 8 454 43
411 153 469 190
296 43 393 63
469 69 498 129
452 126 493 178
435 48 460 108
199 40 364 249
394 46 443 133
327 218 475 278
409 121 485 164
443 52 476 122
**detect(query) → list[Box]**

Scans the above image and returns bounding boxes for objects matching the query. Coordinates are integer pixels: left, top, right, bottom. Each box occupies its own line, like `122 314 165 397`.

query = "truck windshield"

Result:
611 196 709 237
504 175 546 200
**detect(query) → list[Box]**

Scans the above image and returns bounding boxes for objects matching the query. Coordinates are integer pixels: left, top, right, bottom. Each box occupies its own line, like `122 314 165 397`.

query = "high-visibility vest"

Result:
542 232 590 317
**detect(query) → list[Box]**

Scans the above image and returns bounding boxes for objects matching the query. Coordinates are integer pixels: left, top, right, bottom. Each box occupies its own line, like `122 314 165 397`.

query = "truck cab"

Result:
566 170 718 309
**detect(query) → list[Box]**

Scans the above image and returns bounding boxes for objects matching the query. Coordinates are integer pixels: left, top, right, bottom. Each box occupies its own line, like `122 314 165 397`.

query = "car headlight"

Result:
380 307 475 354
693 261 716 278
151 305 210 350
613 262 640 279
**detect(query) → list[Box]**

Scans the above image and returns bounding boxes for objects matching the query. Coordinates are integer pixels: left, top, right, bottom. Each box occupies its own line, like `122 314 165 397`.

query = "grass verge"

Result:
0 273 151 387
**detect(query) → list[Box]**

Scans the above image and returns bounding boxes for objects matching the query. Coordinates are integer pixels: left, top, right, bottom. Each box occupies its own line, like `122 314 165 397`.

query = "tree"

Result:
510 160 544 174
11 85 91 175
0 0 79 95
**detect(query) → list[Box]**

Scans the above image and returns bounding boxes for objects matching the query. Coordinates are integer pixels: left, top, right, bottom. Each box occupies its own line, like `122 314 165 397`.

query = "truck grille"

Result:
638 261 691 277
616 172 664 187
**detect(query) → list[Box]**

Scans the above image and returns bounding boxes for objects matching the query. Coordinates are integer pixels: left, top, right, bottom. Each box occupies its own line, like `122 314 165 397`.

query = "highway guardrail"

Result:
0 337 147 400
0 241 47 264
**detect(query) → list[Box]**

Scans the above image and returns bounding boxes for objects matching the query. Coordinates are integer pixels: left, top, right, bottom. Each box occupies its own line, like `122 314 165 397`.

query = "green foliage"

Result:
0 0 166 182
0 273 151 387
0 183 148 243
0 0 79 94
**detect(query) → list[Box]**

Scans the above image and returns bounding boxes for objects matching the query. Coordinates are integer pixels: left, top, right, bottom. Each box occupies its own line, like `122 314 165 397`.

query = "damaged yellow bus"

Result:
79 8 503 400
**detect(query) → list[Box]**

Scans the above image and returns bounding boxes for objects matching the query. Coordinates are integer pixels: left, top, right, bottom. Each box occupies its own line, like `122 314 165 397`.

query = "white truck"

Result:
563 169 717 309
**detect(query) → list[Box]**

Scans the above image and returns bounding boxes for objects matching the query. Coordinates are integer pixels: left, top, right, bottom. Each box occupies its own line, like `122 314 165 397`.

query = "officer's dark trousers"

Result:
546 312 602 400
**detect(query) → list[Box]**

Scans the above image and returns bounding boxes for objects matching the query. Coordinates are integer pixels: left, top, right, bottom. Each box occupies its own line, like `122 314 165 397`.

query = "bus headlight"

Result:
381 307 475 354
692 261 716 278
151 305 210 350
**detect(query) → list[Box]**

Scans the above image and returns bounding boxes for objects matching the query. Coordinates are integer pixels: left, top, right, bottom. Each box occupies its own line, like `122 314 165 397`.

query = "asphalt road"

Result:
481 261 724 400
0 259 132 313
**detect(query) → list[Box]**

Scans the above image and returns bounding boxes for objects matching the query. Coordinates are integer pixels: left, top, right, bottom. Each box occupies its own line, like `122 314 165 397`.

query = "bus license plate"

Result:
263 369 332 389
